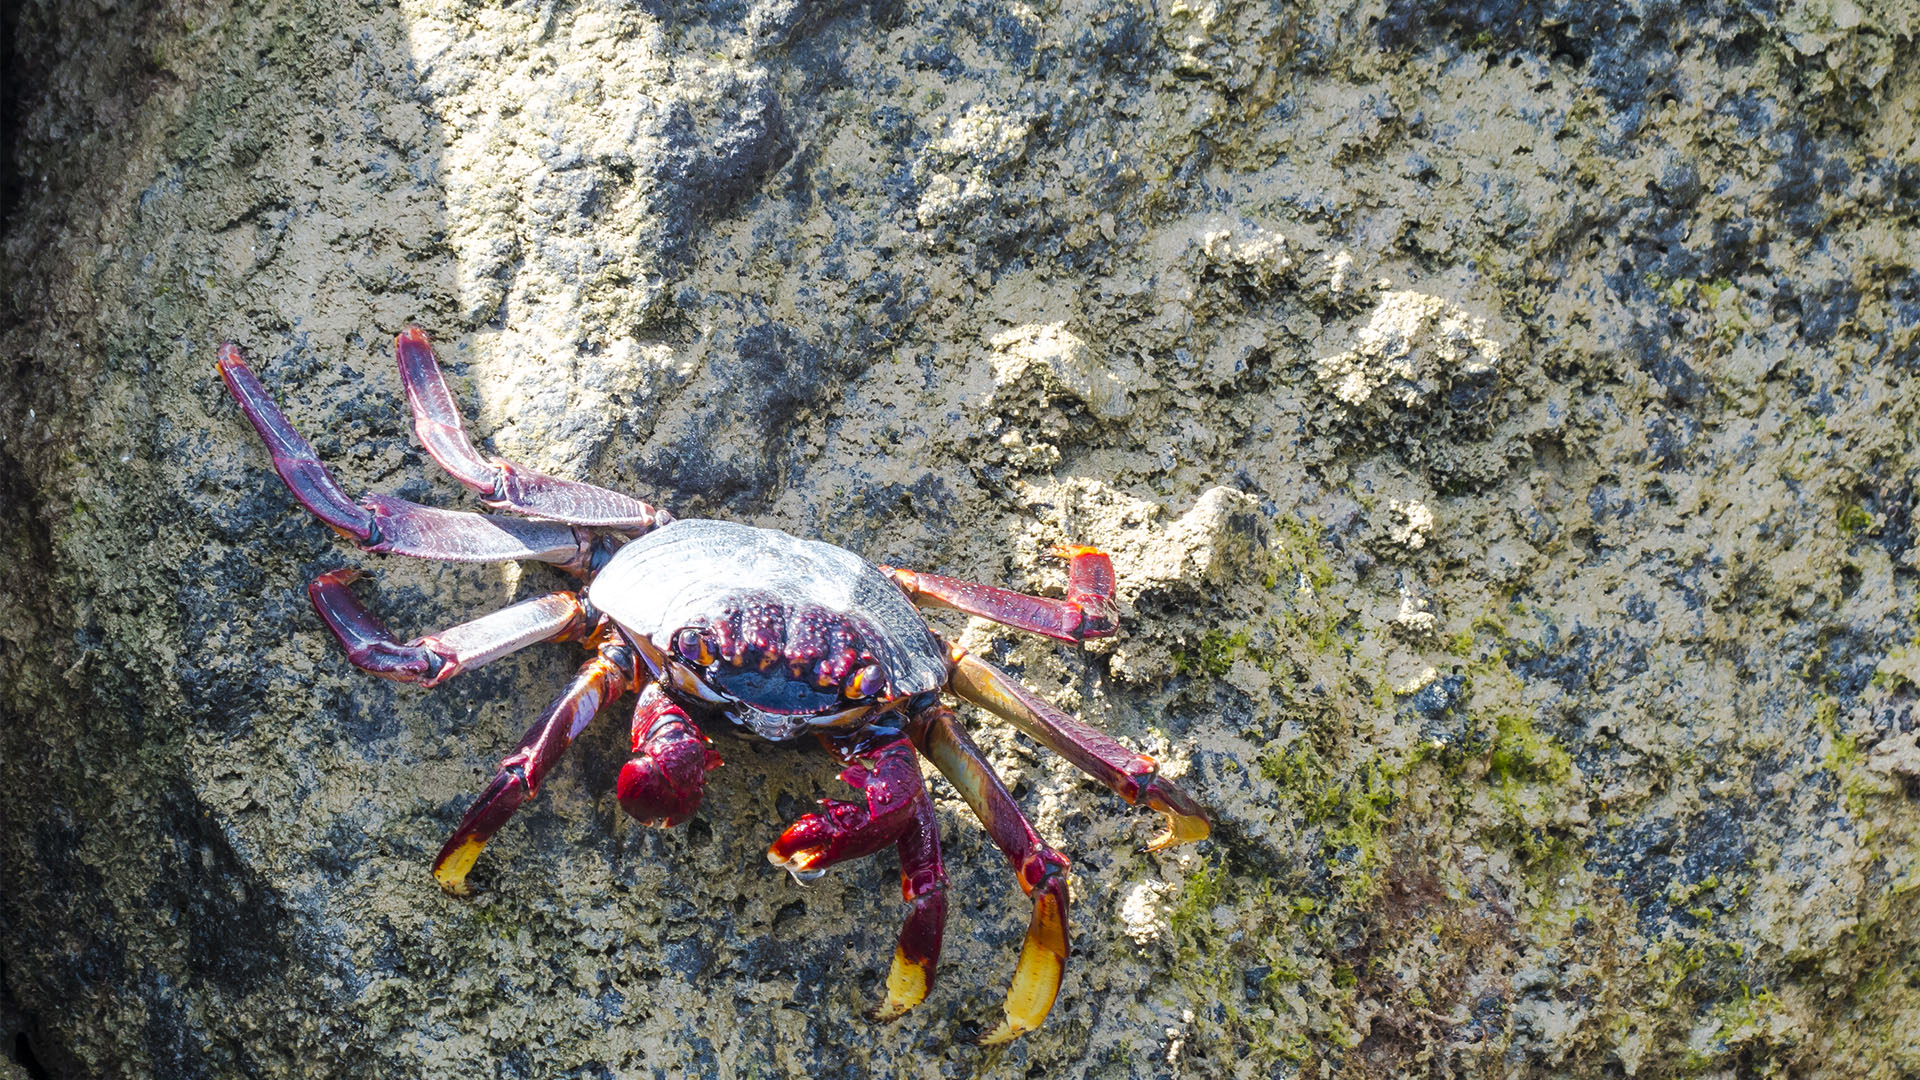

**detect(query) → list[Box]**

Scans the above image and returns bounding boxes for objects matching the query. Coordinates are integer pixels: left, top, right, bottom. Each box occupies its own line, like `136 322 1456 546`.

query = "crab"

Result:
214 327 1210 1042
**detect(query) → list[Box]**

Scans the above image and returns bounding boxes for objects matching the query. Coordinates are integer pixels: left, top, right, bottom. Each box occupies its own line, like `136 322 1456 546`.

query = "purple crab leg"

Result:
307 569 589 687
906 702 1070 1045
949 651 1210 851
763 733 950 1021
431 632 635 896
395 327 671 531
218 344 598 569
882 545 1119 644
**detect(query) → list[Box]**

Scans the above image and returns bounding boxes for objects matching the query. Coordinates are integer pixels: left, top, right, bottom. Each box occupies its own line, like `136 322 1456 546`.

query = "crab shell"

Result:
587 519 950 740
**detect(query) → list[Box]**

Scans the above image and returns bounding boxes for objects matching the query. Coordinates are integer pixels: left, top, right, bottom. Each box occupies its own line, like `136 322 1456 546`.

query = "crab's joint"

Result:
977 867 1069 1046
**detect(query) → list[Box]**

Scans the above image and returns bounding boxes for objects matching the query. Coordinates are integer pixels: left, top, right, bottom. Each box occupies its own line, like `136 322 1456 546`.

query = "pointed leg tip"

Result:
1140 829 1206 854
309 566 364 590
214 343 256 391
867 947 931 1023
972 1016 1033 1046
976 885 1066 1044
1142 784 1212 851
432 871 474 898
1142 816 1210 853
432 836 487 897
865 997 920 1025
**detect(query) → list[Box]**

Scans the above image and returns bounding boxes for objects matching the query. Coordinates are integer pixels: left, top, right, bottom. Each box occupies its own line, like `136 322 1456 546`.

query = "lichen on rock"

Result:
1314 290 1503 417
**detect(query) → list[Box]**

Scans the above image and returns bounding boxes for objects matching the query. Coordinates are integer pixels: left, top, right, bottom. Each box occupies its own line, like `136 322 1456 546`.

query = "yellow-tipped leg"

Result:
432 836 487 897
947 652 1214 853
1143 790 1213 852
977 876 1069 1045
869 946 933 1022
431 647 634 901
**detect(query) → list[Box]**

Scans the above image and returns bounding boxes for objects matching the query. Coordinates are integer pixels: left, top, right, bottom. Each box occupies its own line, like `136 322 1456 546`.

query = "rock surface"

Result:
3 0 1920 1077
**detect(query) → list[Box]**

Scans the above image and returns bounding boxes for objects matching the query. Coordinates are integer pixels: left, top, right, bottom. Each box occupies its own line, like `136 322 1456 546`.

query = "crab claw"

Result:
768 801 899 882
616 715 718 827
767 760 912 881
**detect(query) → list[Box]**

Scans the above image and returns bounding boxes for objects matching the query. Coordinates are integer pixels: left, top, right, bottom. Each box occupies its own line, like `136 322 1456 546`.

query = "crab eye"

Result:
843 664 887 700
673 627 715 666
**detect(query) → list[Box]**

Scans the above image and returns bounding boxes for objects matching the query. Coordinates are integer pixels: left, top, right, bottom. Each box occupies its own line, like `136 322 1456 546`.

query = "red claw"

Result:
766 737 924 882
616 687 718 827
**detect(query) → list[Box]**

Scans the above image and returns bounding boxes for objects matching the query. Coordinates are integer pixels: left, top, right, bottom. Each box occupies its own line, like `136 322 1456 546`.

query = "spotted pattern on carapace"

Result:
588 519 950 741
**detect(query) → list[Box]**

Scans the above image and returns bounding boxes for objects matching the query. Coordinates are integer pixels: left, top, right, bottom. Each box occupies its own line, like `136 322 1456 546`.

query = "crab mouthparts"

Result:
708 666 848 716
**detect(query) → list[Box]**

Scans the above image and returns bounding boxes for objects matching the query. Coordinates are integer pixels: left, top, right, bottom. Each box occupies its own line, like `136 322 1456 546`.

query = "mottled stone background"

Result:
3 0 1919 1076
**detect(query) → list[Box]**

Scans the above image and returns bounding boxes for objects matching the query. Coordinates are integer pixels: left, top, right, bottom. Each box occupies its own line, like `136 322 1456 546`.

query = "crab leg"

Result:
394 327 670 531
432 633 635 896
308 569 589 686
763 732 949 1021
907 703 1070 1045
878 784 948 1023
949 651 1210 851
218 345 598 569
882 546 1118 643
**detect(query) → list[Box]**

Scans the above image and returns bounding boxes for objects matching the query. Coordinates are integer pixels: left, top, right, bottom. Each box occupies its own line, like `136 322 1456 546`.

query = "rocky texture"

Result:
4 0 1920 1076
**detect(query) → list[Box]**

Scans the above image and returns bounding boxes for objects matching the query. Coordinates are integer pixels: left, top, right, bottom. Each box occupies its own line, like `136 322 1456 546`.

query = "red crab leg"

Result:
949 651 1210 851
763 733 950 1020
764 734 948 1020
878 782 947 1023
881 546 1118 643
217 344 598 570
308 569 589 687
906 703 1070 1045
395 327 671 531
615 684 721 827
431 633 634 896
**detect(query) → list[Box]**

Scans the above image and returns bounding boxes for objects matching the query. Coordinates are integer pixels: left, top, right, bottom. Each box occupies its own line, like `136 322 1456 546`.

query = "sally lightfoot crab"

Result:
215 327 1210 1042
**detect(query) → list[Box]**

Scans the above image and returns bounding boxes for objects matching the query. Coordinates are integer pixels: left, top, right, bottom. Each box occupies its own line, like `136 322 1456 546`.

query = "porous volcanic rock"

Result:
4 0 1920 1077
